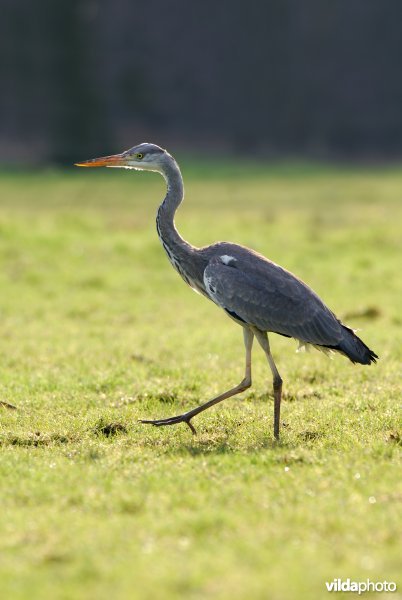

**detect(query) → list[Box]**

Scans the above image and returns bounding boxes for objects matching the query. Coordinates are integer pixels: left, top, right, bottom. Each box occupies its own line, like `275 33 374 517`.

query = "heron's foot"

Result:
139 413 197 435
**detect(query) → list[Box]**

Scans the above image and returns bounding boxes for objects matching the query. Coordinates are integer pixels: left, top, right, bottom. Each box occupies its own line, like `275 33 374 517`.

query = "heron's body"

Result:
76 143 378 438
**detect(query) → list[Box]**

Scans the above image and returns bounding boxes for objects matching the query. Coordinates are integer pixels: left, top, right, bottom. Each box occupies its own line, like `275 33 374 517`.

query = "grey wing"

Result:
203 256 344 346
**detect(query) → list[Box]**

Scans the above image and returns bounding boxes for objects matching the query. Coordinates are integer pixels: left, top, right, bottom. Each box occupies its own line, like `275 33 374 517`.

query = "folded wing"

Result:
203 253 344 346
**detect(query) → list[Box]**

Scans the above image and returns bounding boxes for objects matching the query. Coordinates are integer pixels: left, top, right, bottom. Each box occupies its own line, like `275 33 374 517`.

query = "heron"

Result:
75 143 378 439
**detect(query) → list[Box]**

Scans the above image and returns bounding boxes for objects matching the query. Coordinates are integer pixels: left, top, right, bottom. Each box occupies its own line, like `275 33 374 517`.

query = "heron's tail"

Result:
333 325 378 365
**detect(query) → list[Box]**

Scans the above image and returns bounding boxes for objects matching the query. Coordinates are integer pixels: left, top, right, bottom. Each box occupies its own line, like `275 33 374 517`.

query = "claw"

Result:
139 414 197 435
185 420 197 435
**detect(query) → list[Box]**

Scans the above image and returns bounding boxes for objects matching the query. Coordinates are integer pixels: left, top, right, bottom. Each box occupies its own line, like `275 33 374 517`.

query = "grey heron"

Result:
75 143 378 439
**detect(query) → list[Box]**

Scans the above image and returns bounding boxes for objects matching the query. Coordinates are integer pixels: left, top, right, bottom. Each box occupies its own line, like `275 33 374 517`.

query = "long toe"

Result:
139 416 182 426
139 415 197 434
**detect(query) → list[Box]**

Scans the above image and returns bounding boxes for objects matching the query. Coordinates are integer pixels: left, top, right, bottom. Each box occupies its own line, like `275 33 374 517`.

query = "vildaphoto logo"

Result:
325 579 397 594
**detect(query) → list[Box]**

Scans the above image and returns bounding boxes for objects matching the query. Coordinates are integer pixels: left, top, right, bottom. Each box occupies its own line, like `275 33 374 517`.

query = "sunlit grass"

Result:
0 163 401 599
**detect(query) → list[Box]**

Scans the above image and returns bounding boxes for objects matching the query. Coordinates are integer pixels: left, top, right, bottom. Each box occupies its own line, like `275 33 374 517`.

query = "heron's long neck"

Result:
155 157 208 292
156 158 193 256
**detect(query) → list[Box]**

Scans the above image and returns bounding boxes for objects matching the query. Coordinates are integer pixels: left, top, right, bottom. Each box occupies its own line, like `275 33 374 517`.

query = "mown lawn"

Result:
0 162 401 599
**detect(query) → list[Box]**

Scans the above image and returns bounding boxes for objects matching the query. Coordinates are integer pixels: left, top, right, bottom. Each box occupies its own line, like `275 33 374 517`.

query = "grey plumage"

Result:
76 143 378 438
202 246 376 365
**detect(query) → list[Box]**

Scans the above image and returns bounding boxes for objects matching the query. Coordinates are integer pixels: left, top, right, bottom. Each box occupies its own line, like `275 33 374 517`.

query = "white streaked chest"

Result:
156 217 203 294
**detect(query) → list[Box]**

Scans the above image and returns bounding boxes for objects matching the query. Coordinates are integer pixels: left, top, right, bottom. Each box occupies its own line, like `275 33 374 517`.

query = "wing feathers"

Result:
203 255 343 346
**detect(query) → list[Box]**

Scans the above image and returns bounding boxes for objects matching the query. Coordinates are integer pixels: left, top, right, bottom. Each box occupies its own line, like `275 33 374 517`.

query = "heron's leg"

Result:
139 328 254 434
253 329 283 440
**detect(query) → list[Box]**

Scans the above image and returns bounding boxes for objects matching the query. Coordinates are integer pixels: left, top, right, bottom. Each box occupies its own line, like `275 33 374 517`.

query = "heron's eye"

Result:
135 153 144 160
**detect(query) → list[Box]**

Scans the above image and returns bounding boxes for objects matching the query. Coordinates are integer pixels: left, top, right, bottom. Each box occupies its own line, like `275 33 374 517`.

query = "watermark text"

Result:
325 578 397 594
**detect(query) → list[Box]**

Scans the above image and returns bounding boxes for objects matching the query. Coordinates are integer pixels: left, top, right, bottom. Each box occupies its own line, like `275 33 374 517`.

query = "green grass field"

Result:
0 162 401 599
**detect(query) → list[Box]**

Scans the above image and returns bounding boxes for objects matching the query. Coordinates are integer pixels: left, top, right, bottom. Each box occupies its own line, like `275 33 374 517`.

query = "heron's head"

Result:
75 143 172 173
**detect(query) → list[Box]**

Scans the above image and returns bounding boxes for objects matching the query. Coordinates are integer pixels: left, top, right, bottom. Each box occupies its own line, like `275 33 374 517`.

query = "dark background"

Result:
2 0 402 164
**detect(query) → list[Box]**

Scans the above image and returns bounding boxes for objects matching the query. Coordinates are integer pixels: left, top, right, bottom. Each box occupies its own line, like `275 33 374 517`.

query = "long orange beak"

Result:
75 153 127 168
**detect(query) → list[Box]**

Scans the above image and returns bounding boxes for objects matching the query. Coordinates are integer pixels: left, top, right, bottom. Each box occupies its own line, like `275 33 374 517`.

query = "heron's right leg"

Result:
139 328 254 434
253 329 283 440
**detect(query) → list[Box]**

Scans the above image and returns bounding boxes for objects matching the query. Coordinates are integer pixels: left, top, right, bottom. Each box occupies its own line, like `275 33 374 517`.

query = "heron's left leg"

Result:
139 328 254 434
253 329 283 440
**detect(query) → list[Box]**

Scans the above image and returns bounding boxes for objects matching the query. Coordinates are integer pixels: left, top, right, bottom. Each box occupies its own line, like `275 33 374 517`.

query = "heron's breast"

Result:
158 236 205 295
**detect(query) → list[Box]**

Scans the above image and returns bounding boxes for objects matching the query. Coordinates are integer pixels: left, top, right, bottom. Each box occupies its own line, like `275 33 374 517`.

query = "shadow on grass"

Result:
0 432 72 447
1 418 327 455
180 437 283 456
137 421 323 458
